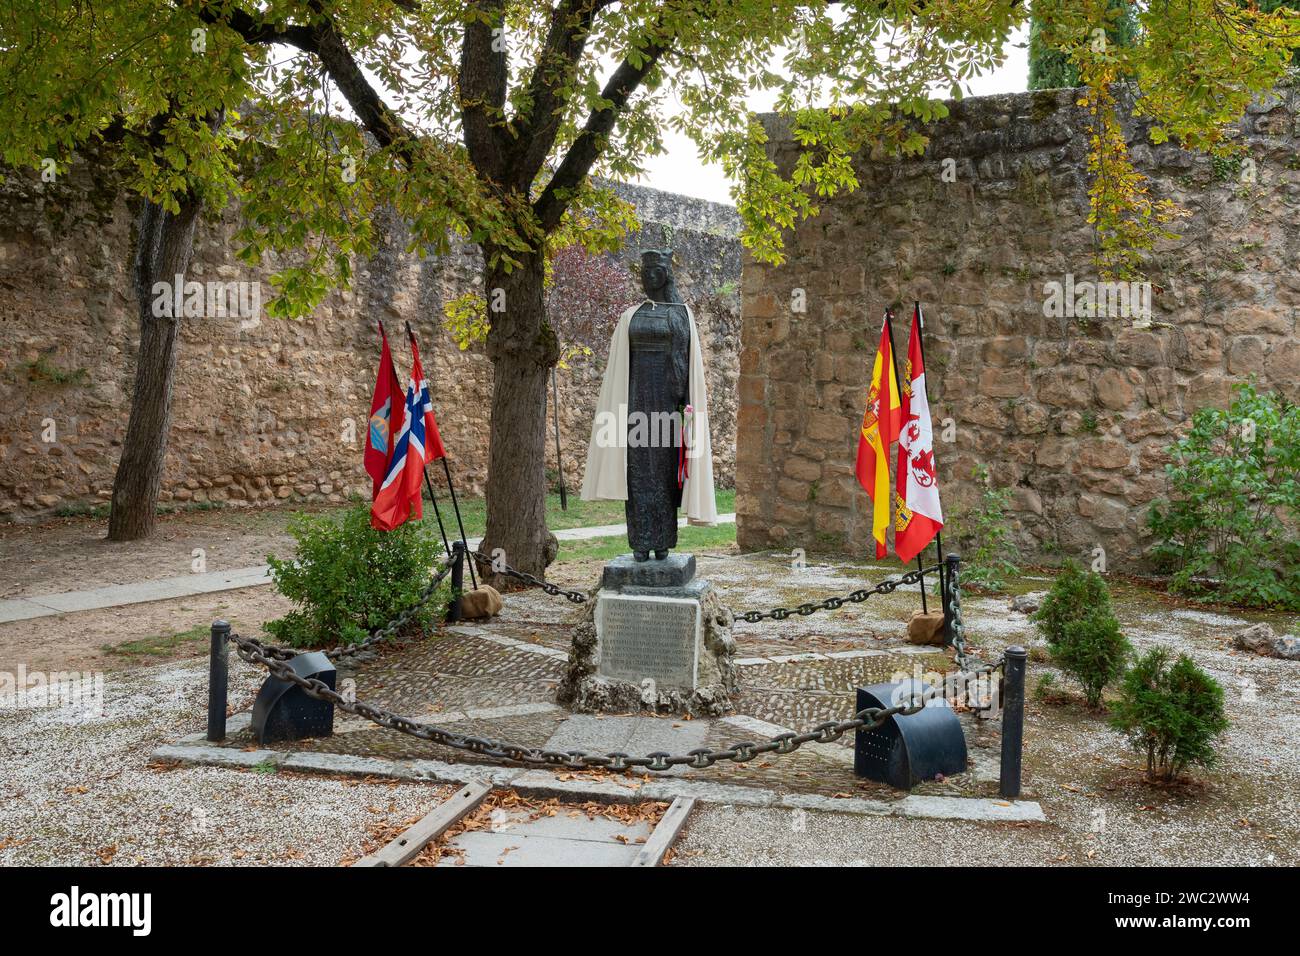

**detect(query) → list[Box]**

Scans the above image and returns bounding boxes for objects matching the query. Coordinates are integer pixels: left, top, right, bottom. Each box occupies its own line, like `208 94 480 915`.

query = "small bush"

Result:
952 464 1021 592
1032 560 1131 707
1147 382 1300 610
1109 647 1229 782
266 504 447 649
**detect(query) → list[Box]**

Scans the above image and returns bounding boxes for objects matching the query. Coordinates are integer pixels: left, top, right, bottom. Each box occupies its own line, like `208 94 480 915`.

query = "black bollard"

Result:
207 620 230 742
447 540 465 623
1000 645 1028 798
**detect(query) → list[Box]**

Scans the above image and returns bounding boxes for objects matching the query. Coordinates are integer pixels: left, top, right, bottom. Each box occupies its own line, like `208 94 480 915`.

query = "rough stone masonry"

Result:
0 178 740 518
736 85 1300 570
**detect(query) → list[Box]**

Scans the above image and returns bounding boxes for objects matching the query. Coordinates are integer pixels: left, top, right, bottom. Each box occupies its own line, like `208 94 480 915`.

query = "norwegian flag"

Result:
408 329 447 464
893 305 944 563
371 371 427 532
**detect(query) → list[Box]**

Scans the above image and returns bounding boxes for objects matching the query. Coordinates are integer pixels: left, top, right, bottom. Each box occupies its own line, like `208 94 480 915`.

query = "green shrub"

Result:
265 504 448 648
951 464 1021 593
1109 647 1229 782
1031 560 1131 707
1148 382 1300 610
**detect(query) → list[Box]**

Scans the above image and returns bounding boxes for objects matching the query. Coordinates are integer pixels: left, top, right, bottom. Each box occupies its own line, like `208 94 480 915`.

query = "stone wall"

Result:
0 174 740 518
736 85 1300 570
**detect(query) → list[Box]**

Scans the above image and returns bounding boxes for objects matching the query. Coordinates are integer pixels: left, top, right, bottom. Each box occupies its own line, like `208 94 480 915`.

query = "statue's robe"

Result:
581 302 718 538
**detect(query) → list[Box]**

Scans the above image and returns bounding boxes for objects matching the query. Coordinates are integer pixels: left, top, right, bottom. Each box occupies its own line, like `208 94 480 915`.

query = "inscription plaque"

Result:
596 591 701 691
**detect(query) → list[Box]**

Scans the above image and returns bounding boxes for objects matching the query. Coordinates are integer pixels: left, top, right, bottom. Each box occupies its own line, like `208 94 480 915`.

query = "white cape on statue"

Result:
580 302 718 526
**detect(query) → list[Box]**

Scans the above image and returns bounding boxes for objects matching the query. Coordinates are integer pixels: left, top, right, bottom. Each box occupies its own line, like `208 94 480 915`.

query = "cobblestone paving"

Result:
205 555 1003 800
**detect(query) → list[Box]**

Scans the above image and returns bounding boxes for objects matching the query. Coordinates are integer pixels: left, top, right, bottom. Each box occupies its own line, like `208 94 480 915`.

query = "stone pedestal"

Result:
558 553 737 716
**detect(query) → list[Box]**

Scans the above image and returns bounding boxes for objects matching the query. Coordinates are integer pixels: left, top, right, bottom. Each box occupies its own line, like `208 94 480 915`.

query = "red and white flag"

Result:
364 323 404 497
894 306 943 563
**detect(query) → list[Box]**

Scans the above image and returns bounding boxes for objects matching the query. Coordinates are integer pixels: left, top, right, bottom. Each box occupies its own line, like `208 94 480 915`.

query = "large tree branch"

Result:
533 38 668 233
506 0 610 189
190 2 418 164
459 0 510 181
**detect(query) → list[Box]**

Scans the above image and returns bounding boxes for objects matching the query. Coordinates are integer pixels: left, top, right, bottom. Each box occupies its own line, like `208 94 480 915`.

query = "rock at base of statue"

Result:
459 584 503 620
906 610 947 646
558 553 737 717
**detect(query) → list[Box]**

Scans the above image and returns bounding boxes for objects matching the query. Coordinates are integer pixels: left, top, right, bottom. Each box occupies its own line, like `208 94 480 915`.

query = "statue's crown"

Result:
641 249 673 267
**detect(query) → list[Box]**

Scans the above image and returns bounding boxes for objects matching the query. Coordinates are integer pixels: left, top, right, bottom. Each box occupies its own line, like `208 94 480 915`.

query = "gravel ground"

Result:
2 543 1296 867
0 654 451 866
672 574 1300 868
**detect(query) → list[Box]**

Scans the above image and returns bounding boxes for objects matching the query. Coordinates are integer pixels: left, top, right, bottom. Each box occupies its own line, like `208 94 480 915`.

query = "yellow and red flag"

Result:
855 314 901 558
895 305 944 563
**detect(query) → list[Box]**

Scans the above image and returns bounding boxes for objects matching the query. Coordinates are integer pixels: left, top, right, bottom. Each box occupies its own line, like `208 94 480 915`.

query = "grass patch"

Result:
448 489 736 539
102 624 210 658
554 522 736 564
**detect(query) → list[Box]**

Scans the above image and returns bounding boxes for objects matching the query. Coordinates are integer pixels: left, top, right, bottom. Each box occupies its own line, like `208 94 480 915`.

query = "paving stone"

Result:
637 778 778 807
438 831 643 867
780 793 894 815
893 795 1046 822
152 744 284 769
280 752 402 776
509 770 646 801
543 714 711 756
0 599 55 622
483 807 654 844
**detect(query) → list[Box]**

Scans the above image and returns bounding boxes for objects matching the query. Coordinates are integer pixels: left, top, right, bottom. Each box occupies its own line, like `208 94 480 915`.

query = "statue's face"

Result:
644 263 667 290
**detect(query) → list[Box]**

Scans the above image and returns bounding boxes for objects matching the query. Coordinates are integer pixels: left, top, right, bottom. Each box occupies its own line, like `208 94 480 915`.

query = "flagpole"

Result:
884 308 927 614
551 366 568 511
440 457 478 589
914 301 947 582
422 468 453 561
405 322 478 590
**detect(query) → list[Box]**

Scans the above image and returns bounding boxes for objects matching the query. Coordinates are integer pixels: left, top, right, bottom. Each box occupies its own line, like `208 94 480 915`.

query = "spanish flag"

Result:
855 313 901 558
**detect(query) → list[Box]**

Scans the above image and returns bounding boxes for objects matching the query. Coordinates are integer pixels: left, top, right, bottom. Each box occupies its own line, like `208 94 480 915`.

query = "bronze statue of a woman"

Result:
581 250 718 561
624 251 691 560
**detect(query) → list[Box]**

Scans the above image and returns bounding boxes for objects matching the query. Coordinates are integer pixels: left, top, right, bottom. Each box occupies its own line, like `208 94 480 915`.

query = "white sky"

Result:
637 26 1031 205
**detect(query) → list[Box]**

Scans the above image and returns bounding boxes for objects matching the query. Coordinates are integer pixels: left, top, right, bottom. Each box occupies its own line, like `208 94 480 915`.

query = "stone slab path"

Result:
435 804 656 867
0 514 736 623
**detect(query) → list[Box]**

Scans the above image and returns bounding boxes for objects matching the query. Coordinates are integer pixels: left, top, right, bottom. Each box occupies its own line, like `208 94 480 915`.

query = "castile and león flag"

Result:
854 304 944 566
893 305 944 564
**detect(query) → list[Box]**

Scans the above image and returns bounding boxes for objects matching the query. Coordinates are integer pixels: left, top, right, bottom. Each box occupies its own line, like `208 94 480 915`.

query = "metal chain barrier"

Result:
254 555 457 663
944 559 1003 678
229 626 937 770
736 563 942 623
471 550 589 604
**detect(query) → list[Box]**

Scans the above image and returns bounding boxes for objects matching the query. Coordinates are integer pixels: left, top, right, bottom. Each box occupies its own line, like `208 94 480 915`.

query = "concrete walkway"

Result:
0 514 736 624
435 803 657 867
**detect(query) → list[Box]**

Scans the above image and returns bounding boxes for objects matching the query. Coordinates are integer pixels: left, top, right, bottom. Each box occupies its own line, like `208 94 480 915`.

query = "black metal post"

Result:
447 540 465 623
1000 645 1028 799
941 552 960 644
207 620 230 742
441 457 478 590
422 467 453 560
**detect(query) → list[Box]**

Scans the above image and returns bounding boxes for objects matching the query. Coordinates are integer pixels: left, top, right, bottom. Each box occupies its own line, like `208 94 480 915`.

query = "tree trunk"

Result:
106 195 204 541
479 249 559 578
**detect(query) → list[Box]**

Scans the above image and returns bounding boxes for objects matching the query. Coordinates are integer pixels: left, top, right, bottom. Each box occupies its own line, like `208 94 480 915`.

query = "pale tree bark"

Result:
106 193 204 541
